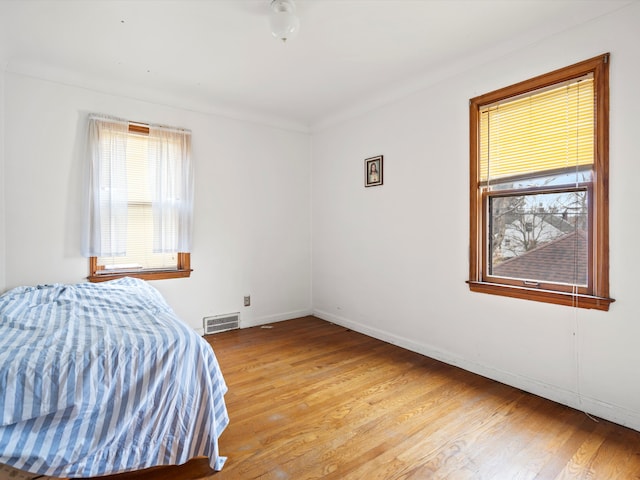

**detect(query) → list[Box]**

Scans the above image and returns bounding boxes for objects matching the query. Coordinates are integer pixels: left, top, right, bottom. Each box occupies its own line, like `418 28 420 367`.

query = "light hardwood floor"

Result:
96 316 640 480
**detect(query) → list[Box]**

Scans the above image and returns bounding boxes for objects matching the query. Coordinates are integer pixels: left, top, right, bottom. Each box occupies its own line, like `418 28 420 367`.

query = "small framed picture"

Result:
365 155 383 187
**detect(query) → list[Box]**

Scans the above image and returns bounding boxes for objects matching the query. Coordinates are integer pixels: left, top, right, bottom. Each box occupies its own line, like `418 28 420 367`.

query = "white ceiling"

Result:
0 0 632 131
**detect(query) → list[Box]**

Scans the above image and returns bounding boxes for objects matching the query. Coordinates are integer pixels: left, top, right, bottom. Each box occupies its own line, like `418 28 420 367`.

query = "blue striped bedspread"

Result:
0 277 229 477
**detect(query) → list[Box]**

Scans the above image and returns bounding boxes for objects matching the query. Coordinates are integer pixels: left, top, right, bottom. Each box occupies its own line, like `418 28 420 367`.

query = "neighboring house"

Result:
493 230 587 285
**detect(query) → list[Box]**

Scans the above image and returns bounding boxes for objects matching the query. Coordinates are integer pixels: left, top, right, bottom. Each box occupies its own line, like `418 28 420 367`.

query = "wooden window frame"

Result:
468 54 613 311
88 122 192 283
89 253 191 282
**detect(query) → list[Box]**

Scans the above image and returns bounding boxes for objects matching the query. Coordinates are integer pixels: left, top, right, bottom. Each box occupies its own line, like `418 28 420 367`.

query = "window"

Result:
468 54 613 310
83 116 193 282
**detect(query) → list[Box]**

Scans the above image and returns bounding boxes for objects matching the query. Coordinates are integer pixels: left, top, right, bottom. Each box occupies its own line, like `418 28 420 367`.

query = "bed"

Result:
0 277 229 478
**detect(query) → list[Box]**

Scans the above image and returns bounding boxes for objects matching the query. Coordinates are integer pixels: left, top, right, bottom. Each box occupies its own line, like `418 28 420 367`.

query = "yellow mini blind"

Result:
479 74 594 183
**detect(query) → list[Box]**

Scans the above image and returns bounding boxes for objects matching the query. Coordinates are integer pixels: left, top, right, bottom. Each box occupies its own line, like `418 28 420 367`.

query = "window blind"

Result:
479 74 594 183
98 132 177 271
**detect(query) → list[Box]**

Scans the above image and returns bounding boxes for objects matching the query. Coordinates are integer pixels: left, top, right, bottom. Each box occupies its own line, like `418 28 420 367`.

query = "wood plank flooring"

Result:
95 316 640 480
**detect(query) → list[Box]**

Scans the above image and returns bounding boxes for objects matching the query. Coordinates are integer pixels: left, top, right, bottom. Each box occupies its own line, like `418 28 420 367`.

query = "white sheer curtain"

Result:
82 115 129 257
147 125 193 253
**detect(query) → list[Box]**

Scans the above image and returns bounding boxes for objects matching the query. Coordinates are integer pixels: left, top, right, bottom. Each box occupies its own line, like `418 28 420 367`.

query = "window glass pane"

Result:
98 205 177 272
97 131 177 272
487 166 592 191
489 190 588 286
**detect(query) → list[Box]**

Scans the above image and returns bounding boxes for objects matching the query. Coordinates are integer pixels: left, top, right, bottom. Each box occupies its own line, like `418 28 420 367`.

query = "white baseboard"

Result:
313 309 640 433
241 308 314 329
197 308 313 335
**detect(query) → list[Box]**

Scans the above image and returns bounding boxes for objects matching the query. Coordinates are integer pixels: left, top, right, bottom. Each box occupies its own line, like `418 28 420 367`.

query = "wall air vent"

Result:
203 313 240 335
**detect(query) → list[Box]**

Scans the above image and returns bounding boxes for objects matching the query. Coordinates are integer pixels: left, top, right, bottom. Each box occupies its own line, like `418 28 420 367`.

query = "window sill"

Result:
467 281 614 311
88 268 192 283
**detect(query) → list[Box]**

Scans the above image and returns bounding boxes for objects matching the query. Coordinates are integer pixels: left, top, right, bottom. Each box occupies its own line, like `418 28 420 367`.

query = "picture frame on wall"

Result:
365 155 383 187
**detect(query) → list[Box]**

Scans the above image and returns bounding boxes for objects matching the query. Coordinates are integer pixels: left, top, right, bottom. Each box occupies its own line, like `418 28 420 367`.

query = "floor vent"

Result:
203 313 240 335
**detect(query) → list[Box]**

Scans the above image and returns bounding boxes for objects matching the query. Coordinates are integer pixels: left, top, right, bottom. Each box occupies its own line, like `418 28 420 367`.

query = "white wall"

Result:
312 3 640 431
2 73 312 331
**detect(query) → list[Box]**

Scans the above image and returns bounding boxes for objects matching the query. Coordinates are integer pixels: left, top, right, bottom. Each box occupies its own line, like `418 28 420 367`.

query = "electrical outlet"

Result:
244 295 250 307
